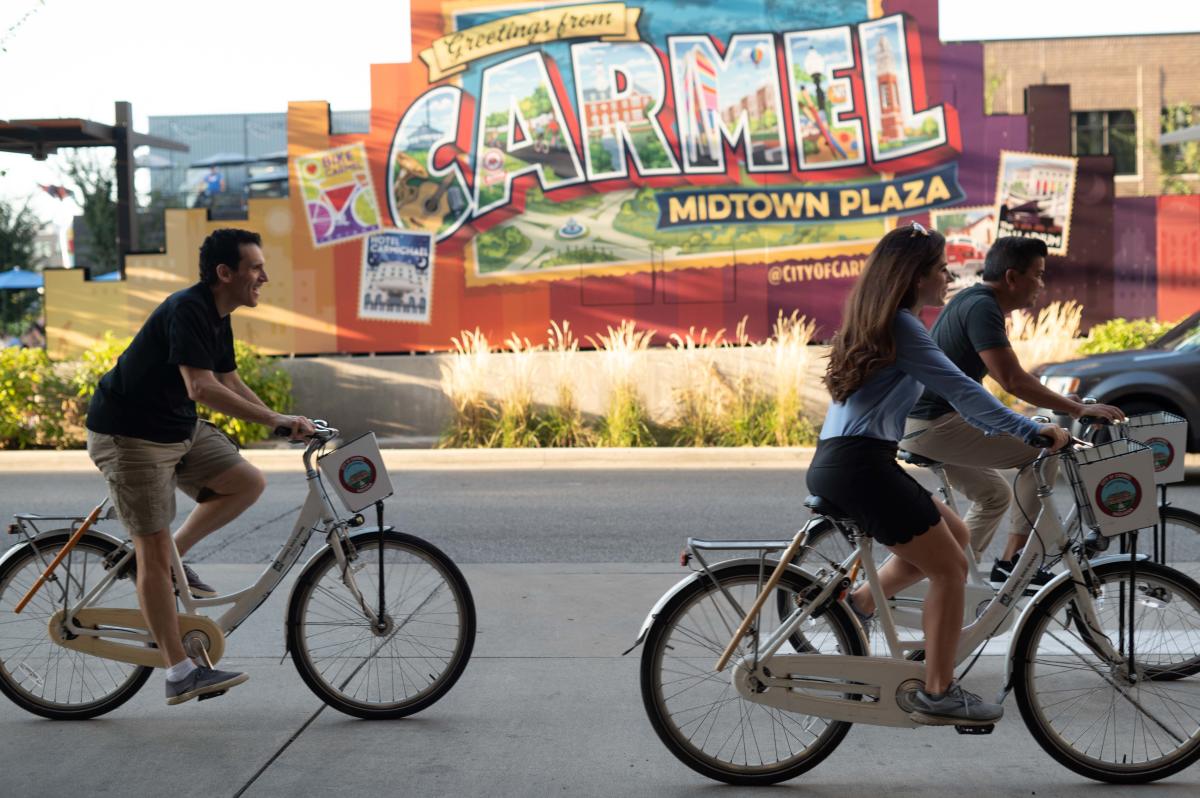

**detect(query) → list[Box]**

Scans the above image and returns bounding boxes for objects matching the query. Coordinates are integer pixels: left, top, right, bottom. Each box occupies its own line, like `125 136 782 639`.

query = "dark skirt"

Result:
806 435 941 547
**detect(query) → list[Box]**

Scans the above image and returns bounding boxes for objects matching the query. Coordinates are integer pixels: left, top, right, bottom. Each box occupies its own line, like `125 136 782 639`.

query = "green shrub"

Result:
0 335 292 449
1078 317 1173 355
0 347 61 448
197 340 293 446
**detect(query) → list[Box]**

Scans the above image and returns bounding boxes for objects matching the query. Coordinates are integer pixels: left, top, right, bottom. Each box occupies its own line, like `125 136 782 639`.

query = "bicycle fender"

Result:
1002 551 1150 687
0 528 124 572
624 557 818 655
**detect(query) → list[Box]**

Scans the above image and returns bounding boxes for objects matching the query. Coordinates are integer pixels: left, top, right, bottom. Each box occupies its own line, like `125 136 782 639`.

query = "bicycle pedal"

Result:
197 689 227 702
954 723 994 735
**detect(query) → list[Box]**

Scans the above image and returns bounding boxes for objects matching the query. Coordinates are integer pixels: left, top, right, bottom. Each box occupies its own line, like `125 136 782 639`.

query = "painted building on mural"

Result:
44 0 1200 359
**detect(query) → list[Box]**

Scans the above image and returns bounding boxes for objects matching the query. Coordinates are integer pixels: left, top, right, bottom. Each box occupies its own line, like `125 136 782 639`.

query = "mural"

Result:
994 150 1077 256
930 205 994 298
387 2 961 289
295 143 382 247
47 0 1196 359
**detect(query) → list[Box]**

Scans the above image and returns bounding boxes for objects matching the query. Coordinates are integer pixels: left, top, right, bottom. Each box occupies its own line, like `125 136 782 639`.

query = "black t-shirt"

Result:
87 282 236 442
908 283 1010 421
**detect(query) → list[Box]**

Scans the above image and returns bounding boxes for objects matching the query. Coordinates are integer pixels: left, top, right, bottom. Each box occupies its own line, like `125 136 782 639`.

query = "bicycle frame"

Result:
35 433 381 663
709 449 1126 727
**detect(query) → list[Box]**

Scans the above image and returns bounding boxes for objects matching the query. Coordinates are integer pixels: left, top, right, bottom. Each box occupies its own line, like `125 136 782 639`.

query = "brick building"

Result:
984 34 1200 197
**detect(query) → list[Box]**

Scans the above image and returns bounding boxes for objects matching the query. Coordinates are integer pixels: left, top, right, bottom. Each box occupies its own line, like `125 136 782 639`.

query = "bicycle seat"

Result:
803 495 855 523
897 449 942 468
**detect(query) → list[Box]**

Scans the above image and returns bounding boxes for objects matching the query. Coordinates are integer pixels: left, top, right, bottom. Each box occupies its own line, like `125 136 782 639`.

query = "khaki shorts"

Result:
87 421 246 536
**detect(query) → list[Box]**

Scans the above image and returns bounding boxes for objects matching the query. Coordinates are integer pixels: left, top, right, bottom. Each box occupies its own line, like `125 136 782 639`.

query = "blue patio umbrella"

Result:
0 268 42 289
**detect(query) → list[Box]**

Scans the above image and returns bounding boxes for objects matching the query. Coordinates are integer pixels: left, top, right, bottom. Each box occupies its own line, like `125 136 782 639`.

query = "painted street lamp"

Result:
804 46 827 113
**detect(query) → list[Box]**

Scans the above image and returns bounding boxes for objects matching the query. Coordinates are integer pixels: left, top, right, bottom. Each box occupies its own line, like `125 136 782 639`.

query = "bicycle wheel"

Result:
1013 560 1200 783
1129 506 1200 568
777 520 888 652
641 563 865 786
0 533 152 720
286 530 475 719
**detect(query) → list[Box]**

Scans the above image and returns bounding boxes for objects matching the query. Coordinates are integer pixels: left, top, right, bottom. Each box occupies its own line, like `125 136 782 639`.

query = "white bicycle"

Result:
0 420 475 720
635 430 1200 785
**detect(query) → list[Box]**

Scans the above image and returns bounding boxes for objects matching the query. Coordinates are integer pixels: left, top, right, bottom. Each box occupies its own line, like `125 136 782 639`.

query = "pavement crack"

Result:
232 701 328 798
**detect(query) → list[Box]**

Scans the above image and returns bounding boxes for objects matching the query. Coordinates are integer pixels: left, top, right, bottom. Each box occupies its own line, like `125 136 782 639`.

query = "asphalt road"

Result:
4 466 1198 565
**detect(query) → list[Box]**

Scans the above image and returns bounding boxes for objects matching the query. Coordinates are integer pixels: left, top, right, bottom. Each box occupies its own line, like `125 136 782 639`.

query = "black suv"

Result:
1036 311 1200 452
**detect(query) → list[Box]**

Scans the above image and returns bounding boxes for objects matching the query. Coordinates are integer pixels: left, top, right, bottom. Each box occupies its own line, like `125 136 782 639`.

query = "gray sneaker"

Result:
909 681 1003 726
165 666 249 705
180 563 217 598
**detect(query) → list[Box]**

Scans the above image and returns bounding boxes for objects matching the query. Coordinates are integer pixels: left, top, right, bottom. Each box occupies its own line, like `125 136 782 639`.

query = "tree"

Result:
1160 103 1200 195
0 196 43 334
0 196 39 269
60 150 119 272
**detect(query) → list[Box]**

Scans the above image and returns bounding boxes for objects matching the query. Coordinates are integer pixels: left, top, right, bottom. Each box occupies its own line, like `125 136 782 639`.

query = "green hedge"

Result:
0 335 291 449
1079 317 1173 355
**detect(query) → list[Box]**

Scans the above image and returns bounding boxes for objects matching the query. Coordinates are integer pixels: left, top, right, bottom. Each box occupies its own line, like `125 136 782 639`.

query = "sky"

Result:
2 0 1198 231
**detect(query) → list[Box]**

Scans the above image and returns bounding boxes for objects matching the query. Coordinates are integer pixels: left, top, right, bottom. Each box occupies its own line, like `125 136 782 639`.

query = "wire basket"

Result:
1123 411 1188 485
318 432 394 514
1072 438 1158 538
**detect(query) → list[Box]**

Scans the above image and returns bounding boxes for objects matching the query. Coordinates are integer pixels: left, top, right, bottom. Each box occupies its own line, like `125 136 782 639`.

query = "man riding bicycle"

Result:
901 236 1124 582
86 228 314 705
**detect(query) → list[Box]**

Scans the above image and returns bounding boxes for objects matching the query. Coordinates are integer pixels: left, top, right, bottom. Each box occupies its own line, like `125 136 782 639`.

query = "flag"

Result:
38 184 71 200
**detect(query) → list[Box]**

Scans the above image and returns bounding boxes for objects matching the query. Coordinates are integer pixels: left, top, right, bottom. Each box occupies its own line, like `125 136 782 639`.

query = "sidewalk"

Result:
3 446 1200 474
3 563 1196 797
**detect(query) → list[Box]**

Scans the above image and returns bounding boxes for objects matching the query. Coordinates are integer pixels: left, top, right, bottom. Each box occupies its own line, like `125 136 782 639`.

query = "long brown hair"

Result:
824 225 946 402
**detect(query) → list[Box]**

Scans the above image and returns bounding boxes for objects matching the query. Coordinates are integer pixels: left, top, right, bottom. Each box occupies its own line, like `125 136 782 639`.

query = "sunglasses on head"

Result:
909 221 929 237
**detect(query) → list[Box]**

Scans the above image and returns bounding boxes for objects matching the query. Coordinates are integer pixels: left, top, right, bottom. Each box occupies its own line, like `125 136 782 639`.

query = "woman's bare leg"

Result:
849 501 969 616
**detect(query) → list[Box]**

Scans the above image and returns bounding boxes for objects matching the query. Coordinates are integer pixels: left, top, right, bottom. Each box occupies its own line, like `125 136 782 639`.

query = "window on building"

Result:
1162 104 1199 176
1071 110 1137 175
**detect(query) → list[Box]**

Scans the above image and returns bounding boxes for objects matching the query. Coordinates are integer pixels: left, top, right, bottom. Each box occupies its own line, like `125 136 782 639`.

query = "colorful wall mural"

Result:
43 0 1200 358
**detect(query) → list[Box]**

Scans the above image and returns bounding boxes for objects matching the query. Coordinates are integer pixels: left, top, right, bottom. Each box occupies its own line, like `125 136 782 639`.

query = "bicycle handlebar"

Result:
273 418 340 442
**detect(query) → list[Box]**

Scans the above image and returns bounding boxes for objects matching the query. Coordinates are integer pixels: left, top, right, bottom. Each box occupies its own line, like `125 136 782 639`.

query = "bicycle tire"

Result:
641 562 865 786
1131 506 1200 571
0 532 152 720
777 519 890 651
286 530 475 719
1012 560 1200 783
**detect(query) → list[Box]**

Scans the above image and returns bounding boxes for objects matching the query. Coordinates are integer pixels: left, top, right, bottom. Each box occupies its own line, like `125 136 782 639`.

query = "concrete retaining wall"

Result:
279 345 834 445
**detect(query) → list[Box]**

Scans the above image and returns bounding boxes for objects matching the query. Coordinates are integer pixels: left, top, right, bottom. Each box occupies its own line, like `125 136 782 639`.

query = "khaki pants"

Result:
901 412 1057 559
87 421 245 536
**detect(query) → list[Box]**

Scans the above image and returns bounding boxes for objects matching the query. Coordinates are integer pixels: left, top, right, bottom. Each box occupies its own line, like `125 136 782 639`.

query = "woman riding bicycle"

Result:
806 222 1069 725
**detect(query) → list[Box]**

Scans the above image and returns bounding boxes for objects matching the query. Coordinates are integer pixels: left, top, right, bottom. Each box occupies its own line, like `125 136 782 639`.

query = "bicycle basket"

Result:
1073 438 1158 537
317 432 394 513
1122 411 1188 485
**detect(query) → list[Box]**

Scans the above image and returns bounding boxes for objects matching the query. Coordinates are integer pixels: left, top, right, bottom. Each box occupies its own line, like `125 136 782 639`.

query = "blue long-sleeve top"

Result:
820 309 1041 444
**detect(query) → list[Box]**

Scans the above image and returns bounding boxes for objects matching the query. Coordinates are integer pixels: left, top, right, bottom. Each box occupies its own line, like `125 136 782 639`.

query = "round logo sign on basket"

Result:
338 456 377 494
1146 436 1175 473
1095 471 1141 518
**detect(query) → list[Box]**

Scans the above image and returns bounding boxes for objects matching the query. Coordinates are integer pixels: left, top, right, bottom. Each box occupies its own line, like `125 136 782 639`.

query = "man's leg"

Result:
133 529 189 668
940 464 1009 560
851 500 970 616
1000 457 1060 561
903 413 1042 562
174 460 266 557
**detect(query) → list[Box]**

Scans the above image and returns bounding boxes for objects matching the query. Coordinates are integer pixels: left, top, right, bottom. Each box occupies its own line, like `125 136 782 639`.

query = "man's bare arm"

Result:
216 370 271 411
979 347 1124 421
182 365 314 438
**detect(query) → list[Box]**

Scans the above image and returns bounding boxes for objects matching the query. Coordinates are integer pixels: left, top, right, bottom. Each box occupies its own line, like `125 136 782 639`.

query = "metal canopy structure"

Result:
0 101 188 269
1161 124 1200 146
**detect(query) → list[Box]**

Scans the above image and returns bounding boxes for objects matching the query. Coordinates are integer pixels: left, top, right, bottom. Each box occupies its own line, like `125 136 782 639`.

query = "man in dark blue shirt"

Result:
87 228 314 705
903 237 1123 581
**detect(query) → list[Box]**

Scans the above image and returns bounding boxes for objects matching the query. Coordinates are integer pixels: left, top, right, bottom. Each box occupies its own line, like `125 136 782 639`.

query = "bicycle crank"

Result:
48 608 226 669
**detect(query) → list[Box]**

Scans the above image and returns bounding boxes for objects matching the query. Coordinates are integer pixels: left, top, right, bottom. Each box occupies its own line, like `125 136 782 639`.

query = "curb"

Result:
0 446 820 472
3 447 1198 474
